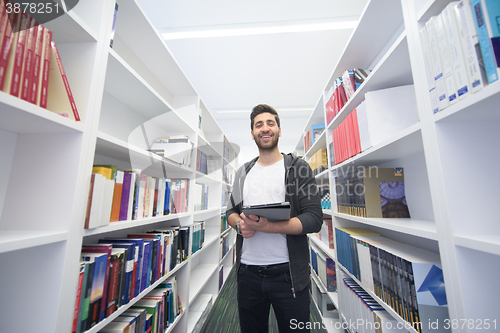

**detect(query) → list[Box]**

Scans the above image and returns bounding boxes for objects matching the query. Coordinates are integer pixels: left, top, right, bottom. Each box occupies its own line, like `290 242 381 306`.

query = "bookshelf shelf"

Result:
0 230 68 254
454 235 500 256
0 92 85 134
310 235 336 261
295 0 500 329
0 0 236 331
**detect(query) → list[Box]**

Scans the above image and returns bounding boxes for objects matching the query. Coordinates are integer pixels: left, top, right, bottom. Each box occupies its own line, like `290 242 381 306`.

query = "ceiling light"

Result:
161 19 358 40
216 107 314 114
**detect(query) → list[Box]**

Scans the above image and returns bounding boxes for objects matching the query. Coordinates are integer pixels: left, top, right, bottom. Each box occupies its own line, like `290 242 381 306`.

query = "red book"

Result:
352 109 362 155
37 27 52 108
8 13 30 97
47 40 80 120
0 0 11 90
20 16 37 101
105 251 122 316
71 262 86 333
29 24 43 104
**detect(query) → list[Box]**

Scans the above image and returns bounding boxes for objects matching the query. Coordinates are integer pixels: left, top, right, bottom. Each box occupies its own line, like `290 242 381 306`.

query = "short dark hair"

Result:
250 104 280 130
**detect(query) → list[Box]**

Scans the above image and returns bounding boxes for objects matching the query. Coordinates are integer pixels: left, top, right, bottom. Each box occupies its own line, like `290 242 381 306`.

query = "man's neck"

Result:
257 147 283 166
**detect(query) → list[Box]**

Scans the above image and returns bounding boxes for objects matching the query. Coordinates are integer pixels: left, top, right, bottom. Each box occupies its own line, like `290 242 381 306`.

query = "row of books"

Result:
195 149 209 175
221 189 230 208
303 122 325 153
0 4 80 120
191 221 206 256
313 216 334 250
421 0 499 114
97 278 182 333
335 227 450 332
220 233 231 260
310 246 336 292
222 163 233 185
148 136 193 168
193 182 209 211
339 275 407 333
220 213 228 233
85 164 189 229
308 148 328 176
331 84 419 166
325 68 371 125
334 167 410 219
73 227 194 332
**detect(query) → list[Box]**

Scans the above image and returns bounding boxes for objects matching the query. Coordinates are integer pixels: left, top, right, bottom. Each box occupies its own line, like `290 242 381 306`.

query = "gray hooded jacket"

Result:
226 153 323 293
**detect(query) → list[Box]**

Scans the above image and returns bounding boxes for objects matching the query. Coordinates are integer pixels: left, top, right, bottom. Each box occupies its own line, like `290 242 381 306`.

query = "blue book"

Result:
101 238 144 296
483 0 500 66
98 241 135 305
471 0 499 83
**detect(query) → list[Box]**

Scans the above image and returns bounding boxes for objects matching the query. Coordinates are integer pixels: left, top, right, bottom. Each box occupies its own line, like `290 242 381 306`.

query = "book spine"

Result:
426 17 449 110
38 28 52 108
20 17 37 101
50 41 80 120
434 13 459 105
470 0 499 83
0 6 13 91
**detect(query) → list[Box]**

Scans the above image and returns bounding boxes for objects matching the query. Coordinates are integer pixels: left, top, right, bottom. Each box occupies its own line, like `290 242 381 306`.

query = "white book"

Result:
100 177 114 226
147 176 155 218
420 26 439 113
88 173 105 229
363 85 420 147
126 172 137 221
434 13 458 105
426 17 449 110
442 2 471 100
455 0 486 92
355 100 371 152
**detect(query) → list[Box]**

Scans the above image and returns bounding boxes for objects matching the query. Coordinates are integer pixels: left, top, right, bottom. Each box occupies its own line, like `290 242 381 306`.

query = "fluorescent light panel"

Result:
161 19 358 40
216 107 314 114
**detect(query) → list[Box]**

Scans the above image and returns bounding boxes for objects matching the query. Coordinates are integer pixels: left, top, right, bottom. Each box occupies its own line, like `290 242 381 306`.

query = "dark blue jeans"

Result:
237 263 311 333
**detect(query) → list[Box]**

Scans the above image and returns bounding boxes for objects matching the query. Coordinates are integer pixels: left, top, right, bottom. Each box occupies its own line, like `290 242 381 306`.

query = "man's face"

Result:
251 112 281 151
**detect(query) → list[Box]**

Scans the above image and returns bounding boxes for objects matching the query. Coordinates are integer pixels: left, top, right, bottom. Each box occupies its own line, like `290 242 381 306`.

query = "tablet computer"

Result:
242 202 291 222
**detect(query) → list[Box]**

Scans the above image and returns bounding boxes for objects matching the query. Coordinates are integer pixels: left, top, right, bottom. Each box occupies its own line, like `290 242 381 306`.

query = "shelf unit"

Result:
297 0 500 332
0 1 237 333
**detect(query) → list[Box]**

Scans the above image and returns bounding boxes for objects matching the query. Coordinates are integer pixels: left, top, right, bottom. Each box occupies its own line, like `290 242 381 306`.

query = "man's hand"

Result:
238 213 258 238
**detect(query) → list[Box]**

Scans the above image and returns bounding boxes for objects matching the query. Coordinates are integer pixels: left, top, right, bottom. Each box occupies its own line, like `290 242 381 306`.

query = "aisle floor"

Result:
199 265 328 333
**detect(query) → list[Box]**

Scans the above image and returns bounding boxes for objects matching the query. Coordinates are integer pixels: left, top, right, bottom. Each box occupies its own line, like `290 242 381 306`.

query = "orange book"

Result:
46 40 80 120
110 170 124 222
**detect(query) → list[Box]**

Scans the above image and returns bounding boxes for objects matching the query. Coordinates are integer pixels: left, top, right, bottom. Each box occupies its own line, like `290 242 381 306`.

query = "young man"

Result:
226 104 323 332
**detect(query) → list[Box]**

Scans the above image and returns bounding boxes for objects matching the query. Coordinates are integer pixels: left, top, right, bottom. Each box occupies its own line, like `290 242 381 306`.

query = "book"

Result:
78 260 94 333
481 0 500 67
242 202 291 222
0 2 13 90
420 25 440 113
2 12 27 97
85 173 106 229
118 171 133 221
470 0 499 83
71 262 86 333
20 16 37 102
454 0 486 93
110 170 124 222
81 244 112 322
46 40 81 120
98 321 131 333
29 24 44 104
426 16 449 110
37 26 52 108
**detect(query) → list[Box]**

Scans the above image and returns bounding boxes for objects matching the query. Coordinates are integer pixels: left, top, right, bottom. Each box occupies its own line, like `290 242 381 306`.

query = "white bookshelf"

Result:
0 0 237 332
299 0 500 332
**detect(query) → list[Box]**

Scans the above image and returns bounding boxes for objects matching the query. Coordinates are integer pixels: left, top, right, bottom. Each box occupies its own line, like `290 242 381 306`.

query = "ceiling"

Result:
137 0 369 165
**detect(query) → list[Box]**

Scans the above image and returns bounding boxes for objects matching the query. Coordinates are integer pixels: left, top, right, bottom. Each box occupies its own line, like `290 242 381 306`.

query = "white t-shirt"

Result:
241 158 289 265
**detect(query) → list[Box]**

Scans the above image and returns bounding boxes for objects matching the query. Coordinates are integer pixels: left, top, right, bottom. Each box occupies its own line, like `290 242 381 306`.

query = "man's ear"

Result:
279 127 282 137
251 130 254 140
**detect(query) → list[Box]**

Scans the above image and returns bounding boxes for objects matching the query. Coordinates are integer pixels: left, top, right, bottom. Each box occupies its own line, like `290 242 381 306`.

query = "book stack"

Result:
331 85 419 166
335 228 451 333
335 167 410 219
315 216 334 249
338 275 408 333
73 228 188 332
420 0 499 114
220 233 230 260
148 136 193 167
196 149 208 174
97 308 147 333
222 163 233 184
308 148 328 176
85 165 192 229
303 123 325 153
191 221 205 255
310 247 336 292
0 8 80 120
324 68 371 125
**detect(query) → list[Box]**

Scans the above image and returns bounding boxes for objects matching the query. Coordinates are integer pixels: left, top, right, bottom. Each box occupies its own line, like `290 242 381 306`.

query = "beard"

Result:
253 132 279 151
